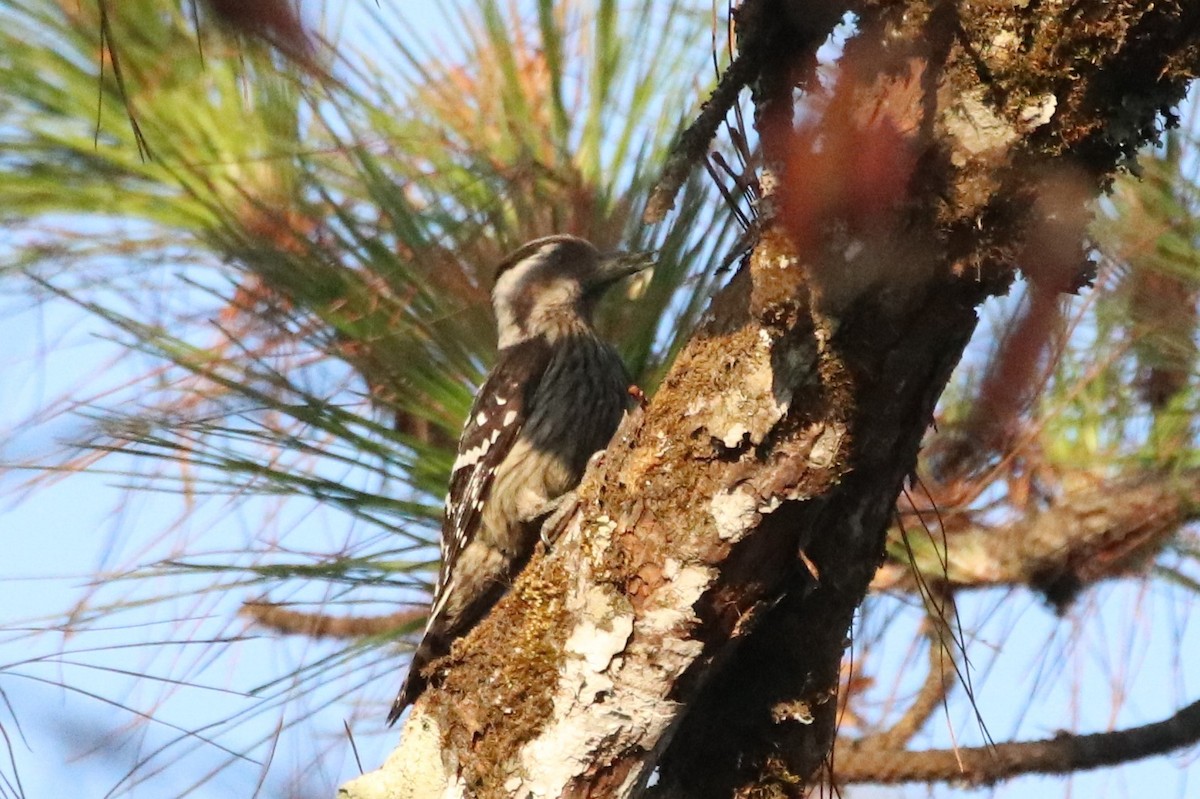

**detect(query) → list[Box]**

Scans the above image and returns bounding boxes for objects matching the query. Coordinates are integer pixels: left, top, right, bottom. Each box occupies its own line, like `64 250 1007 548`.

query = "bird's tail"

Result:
386 571 513 724
387 632 442 726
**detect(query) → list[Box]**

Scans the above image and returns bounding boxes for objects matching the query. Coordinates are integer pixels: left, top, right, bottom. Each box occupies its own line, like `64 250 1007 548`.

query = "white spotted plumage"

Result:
387 236 651 723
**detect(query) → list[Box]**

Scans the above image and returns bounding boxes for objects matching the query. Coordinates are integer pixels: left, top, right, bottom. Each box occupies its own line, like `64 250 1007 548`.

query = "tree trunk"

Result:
339 1 1200 797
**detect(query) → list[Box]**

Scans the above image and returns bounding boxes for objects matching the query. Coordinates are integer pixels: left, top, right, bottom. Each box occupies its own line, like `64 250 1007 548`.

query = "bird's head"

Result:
491 235 653 348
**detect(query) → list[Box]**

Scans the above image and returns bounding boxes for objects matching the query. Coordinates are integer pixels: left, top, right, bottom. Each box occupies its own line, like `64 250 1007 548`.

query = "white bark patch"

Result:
590 514 617 550
517 582 635 796
642 564 711 634
514 555 713 798
708 333 789 447
562 587 635 700
337 708 463 799
808 424 841 469
719 423 752 448
991 29 1018 55
758 496 782 514
710 488 760 541
1018 94 1057 130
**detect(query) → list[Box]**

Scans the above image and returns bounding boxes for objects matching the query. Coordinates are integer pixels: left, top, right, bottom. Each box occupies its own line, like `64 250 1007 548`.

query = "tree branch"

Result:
644 0 847 222
875 470 1200 607
643 36 760 222
239 601 424 639
836 696 1200 785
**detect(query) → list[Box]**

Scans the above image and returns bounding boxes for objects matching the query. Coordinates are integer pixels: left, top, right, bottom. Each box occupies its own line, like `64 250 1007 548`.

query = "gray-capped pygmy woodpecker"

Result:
388 235 652 723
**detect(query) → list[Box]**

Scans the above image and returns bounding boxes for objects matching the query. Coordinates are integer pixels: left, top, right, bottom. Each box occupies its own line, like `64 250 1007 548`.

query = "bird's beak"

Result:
589 250 656 291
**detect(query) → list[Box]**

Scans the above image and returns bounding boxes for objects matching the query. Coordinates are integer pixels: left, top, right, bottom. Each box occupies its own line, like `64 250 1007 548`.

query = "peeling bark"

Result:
340 1 1200 797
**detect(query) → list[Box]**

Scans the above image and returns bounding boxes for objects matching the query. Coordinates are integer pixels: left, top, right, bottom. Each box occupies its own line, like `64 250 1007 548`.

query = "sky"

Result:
0 2 1198 798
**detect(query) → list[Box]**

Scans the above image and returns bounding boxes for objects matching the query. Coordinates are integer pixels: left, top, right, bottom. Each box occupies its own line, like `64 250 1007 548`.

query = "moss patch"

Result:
432 554 571 798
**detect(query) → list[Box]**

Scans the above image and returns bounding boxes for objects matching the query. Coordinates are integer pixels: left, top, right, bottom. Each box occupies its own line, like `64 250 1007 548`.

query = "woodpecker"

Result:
388 235 652 723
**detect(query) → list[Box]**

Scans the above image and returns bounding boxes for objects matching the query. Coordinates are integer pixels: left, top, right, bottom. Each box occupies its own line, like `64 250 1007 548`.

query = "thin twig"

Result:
644 0 773 222
644 48 762 222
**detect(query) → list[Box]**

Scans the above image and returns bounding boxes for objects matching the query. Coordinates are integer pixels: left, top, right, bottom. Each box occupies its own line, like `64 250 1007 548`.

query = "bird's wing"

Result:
388 340 553 724
436 336 552 596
